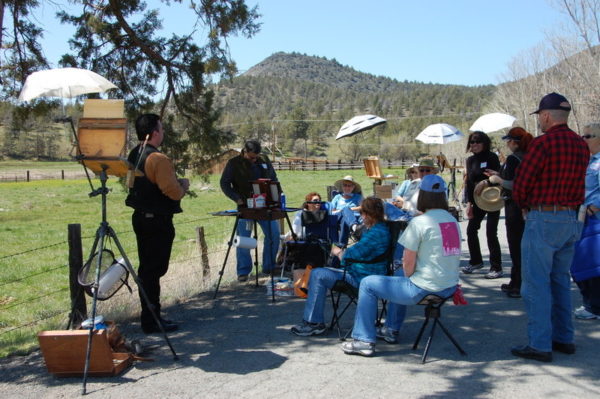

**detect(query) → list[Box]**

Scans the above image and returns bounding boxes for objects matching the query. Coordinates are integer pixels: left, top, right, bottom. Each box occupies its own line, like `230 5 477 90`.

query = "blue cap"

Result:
420 174 446 193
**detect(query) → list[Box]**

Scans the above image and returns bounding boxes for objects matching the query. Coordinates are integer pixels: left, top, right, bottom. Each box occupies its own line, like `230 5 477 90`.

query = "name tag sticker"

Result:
480 162 487 168
440 222 461 256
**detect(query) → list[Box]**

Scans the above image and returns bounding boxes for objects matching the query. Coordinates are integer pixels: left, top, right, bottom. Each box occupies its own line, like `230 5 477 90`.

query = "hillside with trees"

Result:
214 52 495 160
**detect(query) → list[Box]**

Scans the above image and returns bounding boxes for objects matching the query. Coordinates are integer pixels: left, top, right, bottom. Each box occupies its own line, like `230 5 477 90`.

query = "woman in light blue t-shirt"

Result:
341 174 461 357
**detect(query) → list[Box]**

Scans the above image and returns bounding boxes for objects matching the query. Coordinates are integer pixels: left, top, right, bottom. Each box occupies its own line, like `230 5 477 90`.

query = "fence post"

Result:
67 224 87 329
27 171 30 182
196 226 211 285
61 170 65 180
325 160 329 170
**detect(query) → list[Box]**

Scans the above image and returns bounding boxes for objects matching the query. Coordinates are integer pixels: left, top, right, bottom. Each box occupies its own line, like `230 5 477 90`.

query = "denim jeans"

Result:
303 268 357 324
352 271 456 343
236 218 280 276
521 210 583 351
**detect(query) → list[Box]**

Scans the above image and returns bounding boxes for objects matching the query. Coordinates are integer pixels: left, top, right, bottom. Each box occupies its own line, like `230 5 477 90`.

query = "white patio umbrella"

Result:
469 112 516 133
336 114 387 140
415 123 464 144
18 67 117 101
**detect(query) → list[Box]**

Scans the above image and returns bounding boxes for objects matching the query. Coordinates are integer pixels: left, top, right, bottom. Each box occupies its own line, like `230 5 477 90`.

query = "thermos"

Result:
280 192 286 209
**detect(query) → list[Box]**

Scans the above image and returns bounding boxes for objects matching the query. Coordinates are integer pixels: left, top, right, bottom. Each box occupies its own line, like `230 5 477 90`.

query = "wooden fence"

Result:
0 159 420 183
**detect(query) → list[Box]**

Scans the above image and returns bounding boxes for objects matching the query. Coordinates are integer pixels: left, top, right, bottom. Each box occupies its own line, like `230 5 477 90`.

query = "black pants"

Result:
467 203 501 271
505 200 524 289
132 211 175 327
576 276 600 315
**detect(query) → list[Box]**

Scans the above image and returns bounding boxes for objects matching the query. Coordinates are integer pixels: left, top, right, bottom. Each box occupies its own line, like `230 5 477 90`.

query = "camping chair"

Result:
412 290 467 363
329 220 406 340
280 202 338 276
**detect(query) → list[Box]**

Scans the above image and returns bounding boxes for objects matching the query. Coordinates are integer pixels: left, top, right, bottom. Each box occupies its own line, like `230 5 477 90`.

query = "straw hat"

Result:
334 175 362 194
474 186 504 212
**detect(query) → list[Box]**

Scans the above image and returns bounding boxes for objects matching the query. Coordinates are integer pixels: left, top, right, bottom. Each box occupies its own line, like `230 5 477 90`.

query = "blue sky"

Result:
35 0 567 86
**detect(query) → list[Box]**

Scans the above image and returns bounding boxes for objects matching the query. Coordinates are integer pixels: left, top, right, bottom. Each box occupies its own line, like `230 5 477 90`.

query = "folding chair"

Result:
412 291 467 363
280 202 337 276
329 220 406 340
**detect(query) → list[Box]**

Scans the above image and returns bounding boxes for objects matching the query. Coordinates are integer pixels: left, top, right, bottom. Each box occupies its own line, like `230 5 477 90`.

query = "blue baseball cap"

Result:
420 174 446 193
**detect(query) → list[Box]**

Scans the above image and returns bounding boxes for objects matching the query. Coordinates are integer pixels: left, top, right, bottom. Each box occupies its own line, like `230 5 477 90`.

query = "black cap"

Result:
531 92 571 114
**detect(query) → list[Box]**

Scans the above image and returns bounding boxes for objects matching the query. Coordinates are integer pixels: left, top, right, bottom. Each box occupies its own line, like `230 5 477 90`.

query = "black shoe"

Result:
142 321 179 334
506 289 522 298
500 283 512 293
511 345 552 362
552 341 576 354
237 274 249 282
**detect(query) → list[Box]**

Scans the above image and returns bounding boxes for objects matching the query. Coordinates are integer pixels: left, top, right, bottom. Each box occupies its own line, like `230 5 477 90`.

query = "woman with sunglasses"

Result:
462 131 502 278
392 164 419 208
484 127 534 297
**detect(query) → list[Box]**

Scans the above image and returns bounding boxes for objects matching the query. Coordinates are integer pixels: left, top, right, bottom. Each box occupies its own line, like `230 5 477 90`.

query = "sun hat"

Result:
417 157 439 172
334 175 362 194
420 174 446 193
474 186 504 212
531 92 571 114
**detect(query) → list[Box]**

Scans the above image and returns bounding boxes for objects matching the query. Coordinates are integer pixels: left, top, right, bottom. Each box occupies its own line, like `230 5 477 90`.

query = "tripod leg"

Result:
214 215 240 299
82 223 108 394
108 226 179 360
421 319 438 364
412 315 430 350
437 319 467 355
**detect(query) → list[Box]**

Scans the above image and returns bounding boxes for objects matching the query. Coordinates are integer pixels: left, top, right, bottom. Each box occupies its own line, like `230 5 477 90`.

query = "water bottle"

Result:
280 192 286 210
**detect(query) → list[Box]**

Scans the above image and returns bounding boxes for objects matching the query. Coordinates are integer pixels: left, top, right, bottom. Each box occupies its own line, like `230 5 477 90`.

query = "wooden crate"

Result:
37 328 132 377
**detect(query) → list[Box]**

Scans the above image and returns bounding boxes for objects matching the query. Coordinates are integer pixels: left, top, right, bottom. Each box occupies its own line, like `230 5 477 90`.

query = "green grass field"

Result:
0 164 412 357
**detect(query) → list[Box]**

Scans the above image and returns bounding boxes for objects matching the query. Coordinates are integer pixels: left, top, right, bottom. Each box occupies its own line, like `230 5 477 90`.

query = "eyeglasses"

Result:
469 140 482 145
582 134 597 139
419 168 433 173
342 183 354 187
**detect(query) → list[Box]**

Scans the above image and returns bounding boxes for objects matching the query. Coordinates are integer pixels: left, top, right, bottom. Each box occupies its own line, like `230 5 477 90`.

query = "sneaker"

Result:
574 306 600 320
341 340 375 357
485 270 503 279
376 326 399 344
291 321 327 336
461 263 483 274
237 274 248 282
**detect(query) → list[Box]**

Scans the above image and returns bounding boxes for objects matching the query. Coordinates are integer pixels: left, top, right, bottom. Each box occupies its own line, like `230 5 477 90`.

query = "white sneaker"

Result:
574 306 600 320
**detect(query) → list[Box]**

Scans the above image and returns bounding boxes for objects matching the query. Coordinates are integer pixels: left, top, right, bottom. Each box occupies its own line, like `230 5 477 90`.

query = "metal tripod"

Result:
80 167 178 395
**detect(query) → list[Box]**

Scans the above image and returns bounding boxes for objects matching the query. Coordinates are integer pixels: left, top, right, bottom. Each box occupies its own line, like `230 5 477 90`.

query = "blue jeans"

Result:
303 268 357 324
236 218 280 276
352 271 456 343
521 210 582 351
337 207 361 245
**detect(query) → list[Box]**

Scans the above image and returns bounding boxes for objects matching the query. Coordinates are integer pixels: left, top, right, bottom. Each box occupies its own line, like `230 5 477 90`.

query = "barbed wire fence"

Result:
0 213 254 355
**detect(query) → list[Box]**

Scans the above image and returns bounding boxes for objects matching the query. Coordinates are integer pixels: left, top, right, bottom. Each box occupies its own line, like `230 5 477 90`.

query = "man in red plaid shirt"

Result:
511 92 589 362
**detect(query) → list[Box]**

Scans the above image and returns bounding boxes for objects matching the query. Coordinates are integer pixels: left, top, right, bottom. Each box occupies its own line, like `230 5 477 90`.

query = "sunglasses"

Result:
469 140 482 145
419 168 433 173
582 134 597 139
